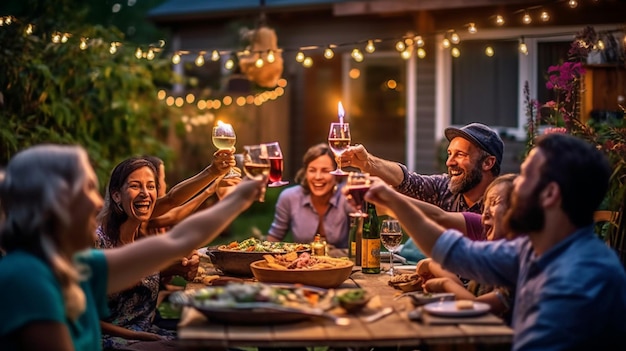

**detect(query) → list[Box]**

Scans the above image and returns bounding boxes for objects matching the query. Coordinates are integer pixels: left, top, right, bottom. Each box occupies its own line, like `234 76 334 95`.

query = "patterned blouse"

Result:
95 227 176 350
395 164 483 213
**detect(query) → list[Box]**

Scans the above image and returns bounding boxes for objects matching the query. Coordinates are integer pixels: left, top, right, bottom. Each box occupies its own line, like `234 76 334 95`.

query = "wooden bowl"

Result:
249 259 354 289
208 246 310 277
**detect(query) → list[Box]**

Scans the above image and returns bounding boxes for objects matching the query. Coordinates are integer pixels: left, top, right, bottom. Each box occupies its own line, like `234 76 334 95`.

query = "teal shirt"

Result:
0 249 109 351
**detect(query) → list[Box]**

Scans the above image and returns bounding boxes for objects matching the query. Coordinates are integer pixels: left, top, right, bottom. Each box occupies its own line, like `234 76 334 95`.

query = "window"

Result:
451 40 519 128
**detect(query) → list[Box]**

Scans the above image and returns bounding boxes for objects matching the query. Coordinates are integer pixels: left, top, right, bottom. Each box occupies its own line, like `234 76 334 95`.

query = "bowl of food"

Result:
335 289 371 313
250 252 354 289
207 238 310 277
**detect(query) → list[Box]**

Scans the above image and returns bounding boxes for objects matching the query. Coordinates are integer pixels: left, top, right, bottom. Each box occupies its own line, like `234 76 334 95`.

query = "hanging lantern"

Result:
238 26 284 88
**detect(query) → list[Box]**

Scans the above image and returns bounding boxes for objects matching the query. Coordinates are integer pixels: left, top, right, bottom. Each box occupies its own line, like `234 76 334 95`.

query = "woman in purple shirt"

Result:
268 143 352 249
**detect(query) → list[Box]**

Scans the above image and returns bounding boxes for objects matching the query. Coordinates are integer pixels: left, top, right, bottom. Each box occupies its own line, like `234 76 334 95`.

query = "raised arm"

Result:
104 177 264 294
147 183 217 229
151 148 235 217
341 144 405 186
363 179 446 257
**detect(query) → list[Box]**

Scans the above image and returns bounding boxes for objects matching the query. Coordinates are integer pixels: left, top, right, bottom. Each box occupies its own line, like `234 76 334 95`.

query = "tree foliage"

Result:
0 0 175 186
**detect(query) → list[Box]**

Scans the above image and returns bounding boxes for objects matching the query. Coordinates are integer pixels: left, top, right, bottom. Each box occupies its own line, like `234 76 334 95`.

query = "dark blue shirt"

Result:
432 226 626 350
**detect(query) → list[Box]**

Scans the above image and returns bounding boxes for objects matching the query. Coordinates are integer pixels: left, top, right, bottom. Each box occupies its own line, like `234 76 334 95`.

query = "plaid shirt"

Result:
394 164 483 214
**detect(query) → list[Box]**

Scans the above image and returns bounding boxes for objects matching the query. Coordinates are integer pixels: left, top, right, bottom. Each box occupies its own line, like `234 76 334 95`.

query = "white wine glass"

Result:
380 218 403 276
328 122 351 176
264 141 289 187
345 172 370 218
212 122 238 177
242 144 270 202
212 122 236 150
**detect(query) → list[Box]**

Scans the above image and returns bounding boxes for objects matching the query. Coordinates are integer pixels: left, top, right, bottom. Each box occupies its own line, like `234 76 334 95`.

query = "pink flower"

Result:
543 127 568 135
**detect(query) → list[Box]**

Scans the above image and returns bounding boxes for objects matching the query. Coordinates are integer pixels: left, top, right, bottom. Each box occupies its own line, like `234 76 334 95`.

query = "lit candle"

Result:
338 101 345 124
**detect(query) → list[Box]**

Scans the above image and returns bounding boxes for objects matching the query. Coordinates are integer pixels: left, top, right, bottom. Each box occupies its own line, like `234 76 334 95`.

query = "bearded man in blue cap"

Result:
343 122 504 214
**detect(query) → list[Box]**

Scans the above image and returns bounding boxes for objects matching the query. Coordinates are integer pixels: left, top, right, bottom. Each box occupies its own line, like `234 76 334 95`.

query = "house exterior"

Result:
148 0 626 179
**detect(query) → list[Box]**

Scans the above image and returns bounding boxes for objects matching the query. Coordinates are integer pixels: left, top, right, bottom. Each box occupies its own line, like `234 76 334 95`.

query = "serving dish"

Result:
250 257 354 289
170 282 339 325
205 238 310 276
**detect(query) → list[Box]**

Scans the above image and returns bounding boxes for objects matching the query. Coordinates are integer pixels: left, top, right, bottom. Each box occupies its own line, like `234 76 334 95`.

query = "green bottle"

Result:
360 202 380 274
348 216 363 266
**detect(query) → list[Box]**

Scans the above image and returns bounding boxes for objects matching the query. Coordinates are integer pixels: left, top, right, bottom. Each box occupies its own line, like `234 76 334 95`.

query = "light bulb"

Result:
365 40 375 53
267 50 275 63
417 48 426 59
303 57 313 67
135 47 143 59
450 32 460 44
79 38 88 50
568 0 578 8
295 51 305 62
540 11 550 22
195 54 205 66
324 47 334 59
442 38 450 48
596 40 605 50
225 58 234 70
172 53 181 64
211 50 220 61
485 46 494 57
495 15 505 26
468 23 477 34
401 49 411 60
395 40 405 52
451 47 460 58
519 42 528 55
25 24 34 35
415 36 424 47
146 49 155 60
523 13 532 24
255 57 264 68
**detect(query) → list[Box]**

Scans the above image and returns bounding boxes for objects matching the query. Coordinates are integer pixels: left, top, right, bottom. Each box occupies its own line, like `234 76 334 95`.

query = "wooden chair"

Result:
594 210 620 226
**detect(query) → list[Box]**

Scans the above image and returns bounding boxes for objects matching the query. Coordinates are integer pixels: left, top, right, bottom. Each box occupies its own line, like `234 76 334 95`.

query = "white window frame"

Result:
436 24 618 141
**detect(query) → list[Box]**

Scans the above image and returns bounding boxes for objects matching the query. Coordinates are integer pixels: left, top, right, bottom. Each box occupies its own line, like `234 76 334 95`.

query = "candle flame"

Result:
217 120 226 126
338 102 345 124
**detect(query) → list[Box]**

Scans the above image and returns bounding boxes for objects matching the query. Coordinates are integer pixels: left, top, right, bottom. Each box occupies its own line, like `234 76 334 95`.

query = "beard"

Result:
448 163 483 194
504 183 545 238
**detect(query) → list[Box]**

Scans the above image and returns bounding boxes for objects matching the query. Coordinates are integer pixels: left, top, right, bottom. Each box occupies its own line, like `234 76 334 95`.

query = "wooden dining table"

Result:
177 261 513 351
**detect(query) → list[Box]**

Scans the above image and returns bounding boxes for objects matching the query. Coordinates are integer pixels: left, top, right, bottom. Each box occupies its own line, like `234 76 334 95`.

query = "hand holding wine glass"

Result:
212 121 236 150
264 141 289 187
328 122 351 176
345 172 371 217
242 144 271 202
380 218 403 276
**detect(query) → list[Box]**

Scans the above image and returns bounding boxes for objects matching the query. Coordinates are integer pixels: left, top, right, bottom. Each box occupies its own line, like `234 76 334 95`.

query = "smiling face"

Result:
481 182 511 241
112 166 157 224
446 137 484 194
305 154 337 199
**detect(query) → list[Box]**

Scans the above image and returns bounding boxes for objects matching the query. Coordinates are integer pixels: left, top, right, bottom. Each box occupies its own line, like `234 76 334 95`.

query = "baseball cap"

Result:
444 123 504 169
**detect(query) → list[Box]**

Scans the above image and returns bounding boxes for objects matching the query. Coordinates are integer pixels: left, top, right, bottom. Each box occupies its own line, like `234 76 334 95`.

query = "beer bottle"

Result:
311 234 326 256
348 216 363 266
360 202 380 274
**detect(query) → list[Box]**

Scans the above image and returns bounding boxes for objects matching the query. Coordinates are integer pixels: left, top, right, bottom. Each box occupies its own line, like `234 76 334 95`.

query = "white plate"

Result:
393 265 417 271
423 301 490 317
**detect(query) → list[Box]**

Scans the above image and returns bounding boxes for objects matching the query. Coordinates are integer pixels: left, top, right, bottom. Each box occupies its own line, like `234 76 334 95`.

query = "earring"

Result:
115 202 123 212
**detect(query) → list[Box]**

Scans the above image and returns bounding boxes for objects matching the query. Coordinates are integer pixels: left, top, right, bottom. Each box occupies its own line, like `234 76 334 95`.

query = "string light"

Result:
146 49 155 60
395 40 406 52
451 47 461 58
79 38 88 50
417 48 426 59
224 58 235 70
467 23 477 34
400 49 411 60
450 31 460 44
414 36 424 47
172 52 181 64
596 40 605 50
303 57 313 67
255 55 264 68
568 0 578 9
522 12 532 25
25 23 34 35
540 11 550 22
519 37 528 55
485 46 495 57
211 50 220 61
495 15 505 26
365 40 375 53
135 47 143 59
323 46 334 59
442 38 451 48
267 50 275 63
195 52 205 66
295 51 305 62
